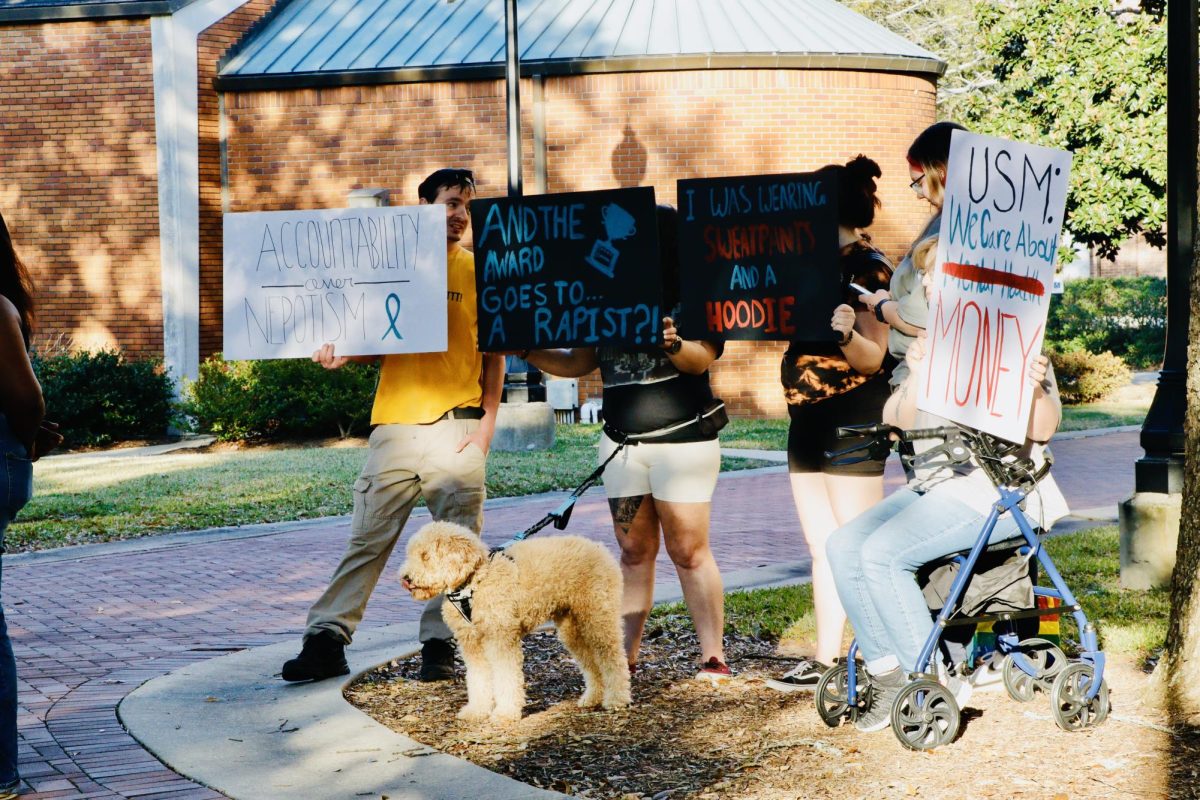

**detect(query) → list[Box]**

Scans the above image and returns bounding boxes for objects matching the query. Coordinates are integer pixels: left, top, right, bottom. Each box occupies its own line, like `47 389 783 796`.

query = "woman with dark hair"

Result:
524 205 731 680
861 121 968 389
766 155 893 691
0 209 58 798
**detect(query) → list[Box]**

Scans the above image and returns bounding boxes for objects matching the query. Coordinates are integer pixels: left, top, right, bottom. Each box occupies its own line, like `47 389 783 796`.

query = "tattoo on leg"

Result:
609 495 647 535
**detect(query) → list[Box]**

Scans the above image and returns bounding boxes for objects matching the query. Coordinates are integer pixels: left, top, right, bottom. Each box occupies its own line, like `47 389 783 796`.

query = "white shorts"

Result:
599 432 721 504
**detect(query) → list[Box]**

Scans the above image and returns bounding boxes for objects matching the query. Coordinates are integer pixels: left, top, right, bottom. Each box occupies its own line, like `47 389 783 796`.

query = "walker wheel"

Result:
814 664 854 728
1002 638 1066 702
1049 662 1110 731
890 679 960 751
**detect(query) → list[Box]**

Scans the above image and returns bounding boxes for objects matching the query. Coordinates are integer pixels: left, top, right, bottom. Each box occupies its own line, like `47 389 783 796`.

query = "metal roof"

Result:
0 0 200 22
218 0 944 89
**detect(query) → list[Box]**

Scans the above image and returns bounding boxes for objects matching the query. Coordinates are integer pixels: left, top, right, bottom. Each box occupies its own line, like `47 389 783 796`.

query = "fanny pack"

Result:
603 398 728 444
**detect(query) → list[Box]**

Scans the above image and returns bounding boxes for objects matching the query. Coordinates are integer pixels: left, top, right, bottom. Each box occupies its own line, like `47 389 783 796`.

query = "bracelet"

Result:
838 329 854 347
874 298 890 323
668 337 684 355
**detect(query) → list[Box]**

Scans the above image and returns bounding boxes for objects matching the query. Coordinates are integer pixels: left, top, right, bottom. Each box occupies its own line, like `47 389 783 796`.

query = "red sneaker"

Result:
695 657 733 683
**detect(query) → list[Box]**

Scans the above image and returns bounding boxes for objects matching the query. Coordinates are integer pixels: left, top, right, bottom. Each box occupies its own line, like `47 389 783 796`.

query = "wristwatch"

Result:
668 337 684 355
874 298 891 323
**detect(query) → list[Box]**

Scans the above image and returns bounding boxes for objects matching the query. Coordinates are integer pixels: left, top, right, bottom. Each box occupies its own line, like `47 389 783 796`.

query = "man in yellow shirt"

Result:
282 168 505 682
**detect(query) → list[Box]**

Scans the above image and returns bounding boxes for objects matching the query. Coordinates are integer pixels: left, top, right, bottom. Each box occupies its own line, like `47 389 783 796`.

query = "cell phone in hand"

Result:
848 282 871 296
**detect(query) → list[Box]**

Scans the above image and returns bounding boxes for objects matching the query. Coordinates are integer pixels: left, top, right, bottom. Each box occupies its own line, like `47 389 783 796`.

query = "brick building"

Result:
5 0 945 418
0 0 274 376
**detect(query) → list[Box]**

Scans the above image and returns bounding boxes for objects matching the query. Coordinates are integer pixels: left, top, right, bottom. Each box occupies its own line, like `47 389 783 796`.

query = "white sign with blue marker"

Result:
222 205 447 360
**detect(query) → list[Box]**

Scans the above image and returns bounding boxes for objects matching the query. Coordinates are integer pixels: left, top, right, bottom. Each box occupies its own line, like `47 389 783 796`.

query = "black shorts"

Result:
786 377 890 476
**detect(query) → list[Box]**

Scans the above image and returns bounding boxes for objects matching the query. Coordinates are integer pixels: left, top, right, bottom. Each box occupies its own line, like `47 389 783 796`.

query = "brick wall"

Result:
222 68 937 417
0 19 161 357
197 0 283 359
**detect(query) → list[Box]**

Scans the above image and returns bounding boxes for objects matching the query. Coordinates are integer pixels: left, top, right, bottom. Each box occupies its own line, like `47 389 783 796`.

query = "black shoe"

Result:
765 658 829 692
281 632 350 682
418 638 456 682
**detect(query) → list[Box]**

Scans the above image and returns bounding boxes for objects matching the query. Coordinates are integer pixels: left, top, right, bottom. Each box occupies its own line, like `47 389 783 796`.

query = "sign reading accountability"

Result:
920 131 1072 442
676 172 840 341
223 205 447 360
471 186 661 350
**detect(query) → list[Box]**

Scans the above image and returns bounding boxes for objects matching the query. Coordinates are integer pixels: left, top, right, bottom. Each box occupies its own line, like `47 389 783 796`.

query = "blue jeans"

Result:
827 487 1018 673
0 416 31 787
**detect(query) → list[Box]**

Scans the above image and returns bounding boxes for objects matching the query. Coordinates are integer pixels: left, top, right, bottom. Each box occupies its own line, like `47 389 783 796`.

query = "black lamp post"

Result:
1136 0 1196 494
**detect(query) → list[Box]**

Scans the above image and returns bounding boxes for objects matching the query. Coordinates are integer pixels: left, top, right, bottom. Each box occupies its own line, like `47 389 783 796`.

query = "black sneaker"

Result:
765 658 829 692
418 638 456 682
854 668 905 733
280 631 350 682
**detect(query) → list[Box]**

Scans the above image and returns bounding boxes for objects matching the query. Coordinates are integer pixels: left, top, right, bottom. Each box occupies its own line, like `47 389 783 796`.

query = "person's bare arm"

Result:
457 352 506 455
861 289 923 337
659 316 719 375
523 347 599 378
1026 356 1062 444
0 298 44 452
832 305 885 376
882 333 926 430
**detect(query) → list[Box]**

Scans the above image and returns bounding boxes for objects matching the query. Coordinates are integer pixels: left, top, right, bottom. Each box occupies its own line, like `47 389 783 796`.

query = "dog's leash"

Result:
490 430 631 552
490 401 728 552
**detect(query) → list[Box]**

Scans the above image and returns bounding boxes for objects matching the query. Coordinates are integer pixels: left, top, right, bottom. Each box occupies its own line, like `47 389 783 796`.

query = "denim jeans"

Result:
0 415 31 786
827 487 1019 673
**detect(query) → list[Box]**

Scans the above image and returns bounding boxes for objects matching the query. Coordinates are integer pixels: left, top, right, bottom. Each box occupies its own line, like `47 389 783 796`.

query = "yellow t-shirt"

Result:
370 245 483 425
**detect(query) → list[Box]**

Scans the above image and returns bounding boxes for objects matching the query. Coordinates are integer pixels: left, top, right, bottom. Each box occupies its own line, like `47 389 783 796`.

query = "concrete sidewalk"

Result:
3 429 1139 798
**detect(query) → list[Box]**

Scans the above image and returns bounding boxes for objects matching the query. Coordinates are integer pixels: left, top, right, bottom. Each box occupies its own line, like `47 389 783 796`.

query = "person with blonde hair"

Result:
861 121 967 390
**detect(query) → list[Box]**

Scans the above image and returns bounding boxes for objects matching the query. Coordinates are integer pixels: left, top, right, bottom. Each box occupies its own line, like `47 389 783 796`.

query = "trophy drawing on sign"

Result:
585 203 637 278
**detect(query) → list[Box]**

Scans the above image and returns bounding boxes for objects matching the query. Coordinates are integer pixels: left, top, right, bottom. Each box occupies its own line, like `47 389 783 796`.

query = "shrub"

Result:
183 356 378 442
1049 349 1131 405
1046 277 1165 369
32 348 177 448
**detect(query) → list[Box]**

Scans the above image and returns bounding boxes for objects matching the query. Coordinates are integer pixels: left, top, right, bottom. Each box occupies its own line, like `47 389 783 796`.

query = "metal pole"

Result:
504 0 523 198
1135 0 1196 494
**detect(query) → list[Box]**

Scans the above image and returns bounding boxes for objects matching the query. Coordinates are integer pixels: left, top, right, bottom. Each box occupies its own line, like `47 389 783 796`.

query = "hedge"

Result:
32 348 176 448
1046 276 1165 369
183 356 378 442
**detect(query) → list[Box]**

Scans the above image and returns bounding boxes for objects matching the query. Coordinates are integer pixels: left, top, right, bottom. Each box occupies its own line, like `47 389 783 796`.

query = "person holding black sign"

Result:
280 169 506 684
522 206 732 681
766 156 893 692
859 121 967 390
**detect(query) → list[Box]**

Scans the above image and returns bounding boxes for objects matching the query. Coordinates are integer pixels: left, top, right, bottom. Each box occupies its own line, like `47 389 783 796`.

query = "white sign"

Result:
222 205 447 360
919 131 1072 443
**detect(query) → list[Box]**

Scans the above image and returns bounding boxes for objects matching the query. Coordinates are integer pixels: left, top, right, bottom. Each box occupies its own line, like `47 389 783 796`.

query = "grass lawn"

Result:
10 424 771 552
718 378 1154 451
654 525 1166 661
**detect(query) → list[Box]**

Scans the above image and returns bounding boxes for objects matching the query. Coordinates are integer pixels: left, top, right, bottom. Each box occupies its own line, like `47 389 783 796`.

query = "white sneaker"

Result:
968 654 1005 692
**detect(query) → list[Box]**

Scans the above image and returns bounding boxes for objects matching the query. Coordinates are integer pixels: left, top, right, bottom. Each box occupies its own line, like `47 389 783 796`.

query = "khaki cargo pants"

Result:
305 418 486 644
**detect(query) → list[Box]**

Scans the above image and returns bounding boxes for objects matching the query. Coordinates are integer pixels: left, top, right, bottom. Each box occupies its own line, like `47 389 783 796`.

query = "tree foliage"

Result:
959 0 1166 259
843 0 986 118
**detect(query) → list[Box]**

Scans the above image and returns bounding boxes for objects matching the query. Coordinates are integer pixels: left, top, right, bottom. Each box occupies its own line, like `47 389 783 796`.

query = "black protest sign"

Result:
676 172 840 341
472 187 662 351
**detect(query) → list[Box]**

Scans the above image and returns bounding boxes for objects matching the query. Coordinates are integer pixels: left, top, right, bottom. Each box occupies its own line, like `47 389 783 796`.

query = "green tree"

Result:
844 0 985 118
961 0 1166 259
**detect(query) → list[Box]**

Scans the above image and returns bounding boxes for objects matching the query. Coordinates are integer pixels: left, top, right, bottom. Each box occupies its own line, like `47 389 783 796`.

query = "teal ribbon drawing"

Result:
382 293 403 341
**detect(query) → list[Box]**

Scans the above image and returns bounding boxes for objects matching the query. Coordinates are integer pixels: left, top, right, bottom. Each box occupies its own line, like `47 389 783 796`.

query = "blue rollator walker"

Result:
813 423 1110 750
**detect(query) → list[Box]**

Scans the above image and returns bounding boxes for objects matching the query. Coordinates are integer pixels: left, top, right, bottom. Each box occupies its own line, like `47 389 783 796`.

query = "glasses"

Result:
909 174 927 194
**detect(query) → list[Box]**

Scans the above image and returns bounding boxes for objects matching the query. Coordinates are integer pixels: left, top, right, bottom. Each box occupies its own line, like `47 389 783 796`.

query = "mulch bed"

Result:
347 618 1200 800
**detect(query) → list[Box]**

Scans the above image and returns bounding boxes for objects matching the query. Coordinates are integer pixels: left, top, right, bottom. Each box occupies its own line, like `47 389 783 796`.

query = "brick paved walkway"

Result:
4 429 1141 798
